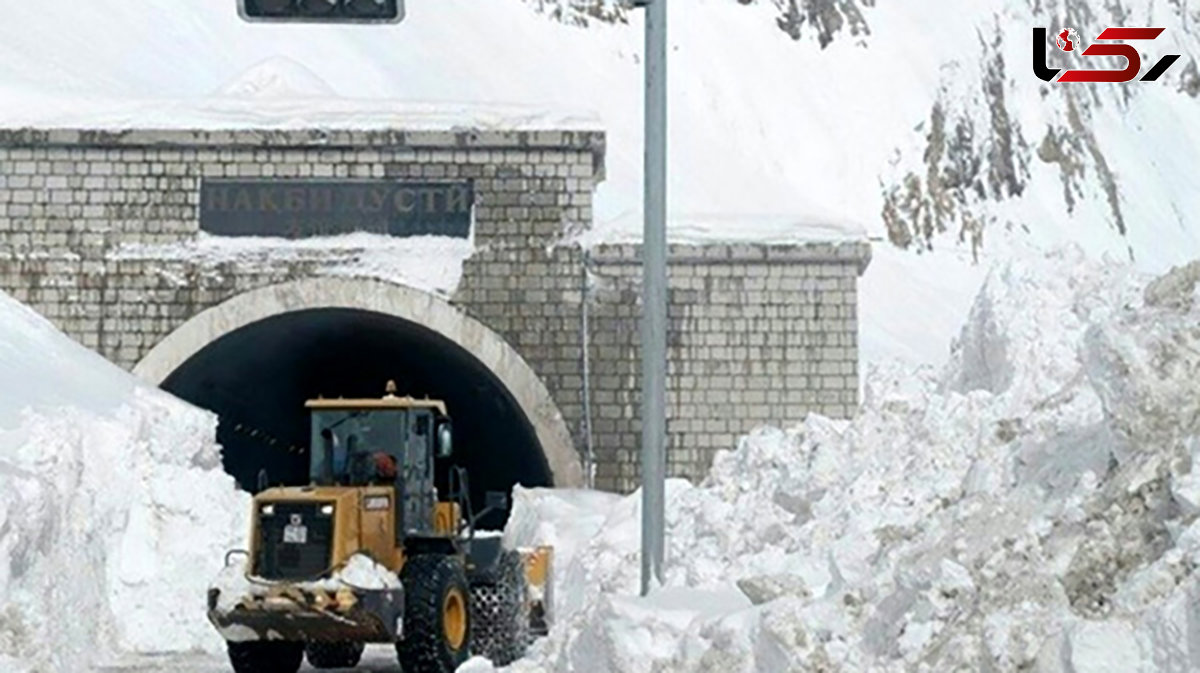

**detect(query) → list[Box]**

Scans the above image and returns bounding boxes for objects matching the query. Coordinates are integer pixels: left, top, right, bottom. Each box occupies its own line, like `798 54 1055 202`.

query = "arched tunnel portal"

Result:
134 278 582 529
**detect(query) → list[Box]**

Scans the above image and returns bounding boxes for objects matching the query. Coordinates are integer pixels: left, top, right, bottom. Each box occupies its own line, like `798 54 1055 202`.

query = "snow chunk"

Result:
1172 438 1200 507
322 553 401 591
736 574 811 606
211 560 255 613
1067 620 1143 673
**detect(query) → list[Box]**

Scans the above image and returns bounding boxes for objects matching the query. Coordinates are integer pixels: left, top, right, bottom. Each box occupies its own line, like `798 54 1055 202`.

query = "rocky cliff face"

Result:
525 0 875 45
524 0 1200 266
520 0 628 26
880 0 1200 259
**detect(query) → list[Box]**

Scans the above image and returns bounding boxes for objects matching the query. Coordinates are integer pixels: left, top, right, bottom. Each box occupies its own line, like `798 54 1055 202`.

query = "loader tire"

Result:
469 550 530 666
226 640 304 673
305 641 365 669
396 554 471 673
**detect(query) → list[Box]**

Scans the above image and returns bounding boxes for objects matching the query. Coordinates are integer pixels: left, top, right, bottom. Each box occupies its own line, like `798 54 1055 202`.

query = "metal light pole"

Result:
636 0 668 597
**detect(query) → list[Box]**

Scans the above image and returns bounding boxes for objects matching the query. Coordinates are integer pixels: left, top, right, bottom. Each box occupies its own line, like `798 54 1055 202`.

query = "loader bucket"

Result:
208 583 405 643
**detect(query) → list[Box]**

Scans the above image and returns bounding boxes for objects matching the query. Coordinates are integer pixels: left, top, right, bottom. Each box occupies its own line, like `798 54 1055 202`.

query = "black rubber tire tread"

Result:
226 640 304 673
305 641 365 669
469 550 530 666
396 554 472 673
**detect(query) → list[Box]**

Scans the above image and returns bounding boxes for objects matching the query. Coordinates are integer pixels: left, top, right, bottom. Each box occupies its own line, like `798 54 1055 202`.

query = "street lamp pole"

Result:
637 0 668 597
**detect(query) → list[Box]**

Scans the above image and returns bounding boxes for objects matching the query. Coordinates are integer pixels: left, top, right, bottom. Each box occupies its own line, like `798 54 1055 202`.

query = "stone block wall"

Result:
582 242 868 490
0 128 602 257
0 127 602 364
0 128 870 494
454 240 870 492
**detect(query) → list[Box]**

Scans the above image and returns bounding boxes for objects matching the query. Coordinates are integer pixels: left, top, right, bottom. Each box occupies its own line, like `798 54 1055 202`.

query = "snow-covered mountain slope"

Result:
0 292 248 672
0 0 1197 366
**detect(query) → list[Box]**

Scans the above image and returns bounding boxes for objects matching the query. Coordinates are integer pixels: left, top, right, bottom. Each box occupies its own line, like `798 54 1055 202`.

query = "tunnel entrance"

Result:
161 307 552 529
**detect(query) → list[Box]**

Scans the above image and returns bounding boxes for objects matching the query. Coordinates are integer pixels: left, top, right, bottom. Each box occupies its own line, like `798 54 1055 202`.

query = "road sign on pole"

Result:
238 0 404 24
636 0 668 598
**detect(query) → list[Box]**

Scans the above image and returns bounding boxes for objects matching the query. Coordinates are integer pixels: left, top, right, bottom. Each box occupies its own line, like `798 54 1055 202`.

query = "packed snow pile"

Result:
329 553 404 591
113 232 474 298
0 292 248 673
487 246 1200 672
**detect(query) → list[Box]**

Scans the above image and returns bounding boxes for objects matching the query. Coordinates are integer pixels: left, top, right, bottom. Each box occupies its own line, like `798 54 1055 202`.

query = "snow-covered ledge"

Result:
133 276 583 487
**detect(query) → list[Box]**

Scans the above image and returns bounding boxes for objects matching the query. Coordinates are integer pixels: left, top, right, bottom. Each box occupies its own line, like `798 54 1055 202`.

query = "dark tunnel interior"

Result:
161 307 552 530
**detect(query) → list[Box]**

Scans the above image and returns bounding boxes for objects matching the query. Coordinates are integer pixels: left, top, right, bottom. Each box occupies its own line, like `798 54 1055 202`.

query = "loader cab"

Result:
307 407 450 487
304 382 454 540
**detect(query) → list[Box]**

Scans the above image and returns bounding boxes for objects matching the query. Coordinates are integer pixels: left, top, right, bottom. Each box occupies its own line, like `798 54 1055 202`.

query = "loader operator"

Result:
343 437 398 486
314 412 399 486
371 451 398 483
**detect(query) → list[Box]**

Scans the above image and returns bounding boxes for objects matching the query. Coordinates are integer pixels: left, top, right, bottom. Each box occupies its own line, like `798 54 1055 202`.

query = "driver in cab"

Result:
317 430 397 486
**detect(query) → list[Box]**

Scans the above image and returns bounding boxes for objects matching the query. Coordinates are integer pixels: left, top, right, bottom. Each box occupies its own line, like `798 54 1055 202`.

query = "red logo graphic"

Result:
1056 28 1076 51
1033 27 1180 83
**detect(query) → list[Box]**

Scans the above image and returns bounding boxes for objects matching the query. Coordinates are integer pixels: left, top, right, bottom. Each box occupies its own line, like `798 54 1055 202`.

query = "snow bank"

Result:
491 246 1200 672
113 232 474 298
0 292 248 672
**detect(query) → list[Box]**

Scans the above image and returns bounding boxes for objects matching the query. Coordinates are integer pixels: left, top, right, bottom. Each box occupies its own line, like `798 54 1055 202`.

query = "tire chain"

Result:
469 551 530 666
397 555 471 673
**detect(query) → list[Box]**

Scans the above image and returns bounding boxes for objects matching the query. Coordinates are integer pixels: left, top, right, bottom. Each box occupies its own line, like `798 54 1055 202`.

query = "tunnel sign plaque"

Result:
200 179 474 239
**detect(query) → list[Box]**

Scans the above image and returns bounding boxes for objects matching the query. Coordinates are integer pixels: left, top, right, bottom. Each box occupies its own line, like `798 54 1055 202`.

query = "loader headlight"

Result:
320 504 335 516
261 504 276 516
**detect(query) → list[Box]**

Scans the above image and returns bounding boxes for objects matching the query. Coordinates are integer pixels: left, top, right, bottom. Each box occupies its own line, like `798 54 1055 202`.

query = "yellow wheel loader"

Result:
206 382 553 673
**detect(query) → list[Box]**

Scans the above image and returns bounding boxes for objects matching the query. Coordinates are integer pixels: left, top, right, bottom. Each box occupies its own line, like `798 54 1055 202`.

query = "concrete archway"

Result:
135 278 583 499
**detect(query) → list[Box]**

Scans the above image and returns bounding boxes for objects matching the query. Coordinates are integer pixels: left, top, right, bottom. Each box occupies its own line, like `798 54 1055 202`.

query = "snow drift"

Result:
0 292 247 672
488 247 1200 672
